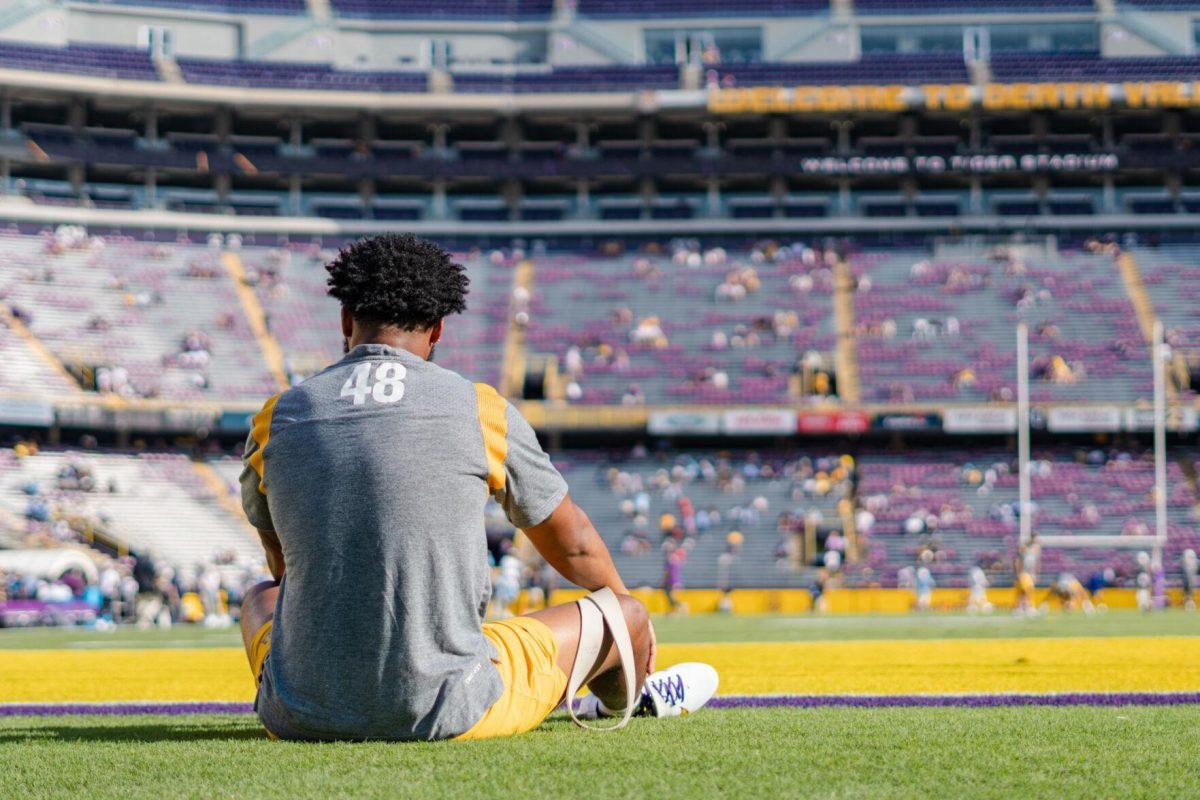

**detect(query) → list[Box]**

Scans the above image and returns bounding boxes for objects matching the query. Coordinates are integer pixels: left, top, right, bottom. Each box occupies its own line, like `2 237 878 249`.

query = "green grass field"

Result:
2 612 1197 800
3 706 1196 800
1 609 1195 649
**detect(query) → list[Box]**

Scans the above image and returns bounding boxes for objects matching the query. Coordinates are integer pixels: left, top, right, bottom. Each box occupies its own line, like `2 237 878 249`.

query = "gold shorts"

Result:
247 615 567 742
455 616 568 741
249 618 273 683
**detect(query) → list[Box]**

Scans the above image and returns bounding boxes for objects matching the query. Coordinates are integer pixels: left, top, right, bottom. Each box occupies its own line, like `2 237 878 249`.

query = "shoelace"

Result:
647 674 686 708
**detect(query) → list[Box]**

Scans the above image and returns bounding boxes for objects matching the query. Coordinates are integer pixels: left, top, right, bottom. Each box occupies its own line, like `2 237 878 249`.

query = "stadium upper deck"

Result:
0 1 1199 228
2 226 1198 440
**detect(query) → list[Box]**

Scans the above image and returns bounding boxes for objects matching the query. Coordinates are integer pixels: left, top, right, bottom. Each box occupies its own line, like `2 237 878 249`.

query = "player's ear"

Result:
340 306 354 340
429 318 444 345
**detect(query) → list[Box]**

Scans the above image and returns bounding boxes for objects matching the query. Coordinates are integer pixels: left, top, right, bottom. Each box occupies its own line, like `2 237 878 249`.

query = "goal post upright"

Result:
1032 320 1170 563
1017 322 1032 547
1153 318 1167 564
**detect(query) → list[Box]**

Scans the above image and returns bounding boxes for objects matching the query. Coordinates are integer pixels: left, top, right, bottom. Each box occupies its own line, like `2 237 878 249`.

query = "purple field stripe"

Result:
709 692 1200 709
4 693 1199 718
0 702 253 717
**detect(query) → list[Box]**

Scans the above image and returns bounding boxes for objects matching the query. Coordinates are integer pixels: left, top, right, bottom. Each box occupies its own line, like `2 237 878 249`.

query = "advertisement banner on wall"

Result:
0 398 54 427
796 410 870 435
942 406 1018 434
1046 406 1122 433
648 410 722 436
873 412 942 432
721 408 798 436
217 410 258 434
1123 407 1199 433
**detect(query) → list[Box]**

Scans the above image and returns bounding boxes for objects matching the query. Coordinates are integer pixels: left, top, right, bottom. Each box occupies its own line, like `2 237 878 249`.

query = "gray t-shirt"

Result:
240 343 567 741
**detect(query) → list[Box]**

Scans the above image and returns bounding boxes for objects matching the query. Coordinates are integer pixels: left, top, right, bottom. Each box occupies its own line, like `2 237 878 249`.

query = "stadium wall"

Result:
542 588 1185 615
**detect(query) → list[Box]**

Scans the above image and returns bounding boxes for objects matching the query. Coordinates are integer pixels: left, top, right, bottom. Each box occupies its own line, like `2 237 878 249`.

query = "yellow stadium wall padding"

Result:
535 587 1181 615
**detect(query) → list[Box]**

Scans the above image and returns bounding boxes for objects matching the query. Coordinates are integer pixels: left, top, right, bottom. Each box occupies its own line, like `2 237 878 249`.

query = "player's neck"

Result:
348 328 433 360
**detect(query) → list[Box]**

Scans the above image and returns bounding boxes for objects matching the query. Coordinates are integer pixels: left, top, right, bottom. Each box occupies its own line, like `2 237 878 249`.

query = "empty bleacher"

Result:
0 319 81 401
0 232 280 403
1132 245 1200 352
176 58 429 92
523 245 835 405
853 248 1152 405
0 41 158 81
709 54 970 87
577 0 828 15
856 447 1197 587
75 0 305 13
330 0 553 18
0 449 261 567
556 449 849 589
991 52 1200 82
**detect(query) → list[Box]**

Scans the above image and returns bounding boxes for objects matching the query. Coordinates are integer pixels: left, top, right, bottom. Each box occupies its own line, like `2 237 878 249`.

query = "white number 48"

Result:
340 361 407 405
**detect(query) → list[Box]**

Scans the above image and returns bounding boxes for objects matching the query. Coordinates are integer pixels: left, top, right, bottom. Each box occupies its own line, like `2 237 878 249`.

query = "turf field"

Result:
2 611 1197 799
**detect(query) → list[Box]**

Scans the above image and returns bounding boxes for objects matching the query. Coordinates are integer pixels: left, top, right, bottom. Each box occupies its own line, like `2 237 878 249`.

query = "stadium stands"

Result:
177 58 428 92
523 244 835 405
452 65 679 94
330 0 554 18
576 0 829 16
77 0 306 13
1132 246 1200 353
0 321 80 401
991 52 1200 82
0 231 1170 408
856 447 1197 587
854 0 1093 11
0 230 280 402
4 442 1194 590
709 54 969 87
552 449 852 589
5 0 1200 603
852 248 1152 405
0 448 261 567
0 41 158 81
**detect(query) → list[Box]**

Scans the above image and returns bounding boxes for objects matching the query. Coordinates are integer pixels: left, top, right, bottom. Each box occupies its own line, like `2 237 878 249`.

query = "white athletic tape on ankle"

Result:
565 587 637 732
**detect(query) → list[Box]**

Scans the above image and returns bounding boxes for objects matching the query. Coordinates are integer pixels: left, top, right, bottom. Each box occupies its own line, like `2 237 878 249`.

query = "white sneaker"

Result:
574 662 720 720
640 662 719 718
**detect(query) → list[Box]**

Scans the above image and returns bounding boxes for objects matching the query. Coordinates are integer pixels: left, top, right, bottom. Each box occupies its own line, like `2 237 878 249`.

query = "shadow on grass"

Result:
0 719 266 744
0 712 599 746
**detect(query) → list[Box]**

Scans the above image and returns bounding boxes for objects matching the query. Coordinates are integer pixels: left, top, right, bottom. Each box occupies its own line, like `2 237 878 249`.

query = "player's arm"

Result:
257 527 285 582
522 495 627 596
492 396 655 671
240 421 281 581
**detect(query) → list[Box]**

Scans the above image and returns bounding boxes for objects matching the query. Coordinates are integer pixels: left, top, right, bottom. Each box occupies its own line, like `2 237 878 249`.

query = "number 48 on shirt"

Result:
340 362 407 405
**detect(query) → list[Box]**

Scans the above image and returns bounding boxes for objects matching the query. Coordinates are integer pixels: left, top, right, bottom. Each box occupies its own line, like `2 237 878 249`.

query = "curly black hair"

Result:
326 234 469 330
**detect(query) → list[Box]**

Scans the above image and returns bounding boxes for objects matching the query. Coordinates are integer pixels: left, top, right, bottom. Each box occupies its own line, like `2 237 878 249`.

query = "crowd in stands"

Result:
0 441 267 628
535 239 839 405
2 226 282 402
856 445 1200 610
554 446 856 597
3 436 1200 625
852 241 1150 404
0 228 1183 409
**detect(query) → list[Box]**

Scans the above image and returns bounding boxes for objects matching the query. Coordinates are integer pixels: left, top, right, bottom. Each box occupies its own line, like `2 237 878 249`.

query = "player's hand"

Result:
646 618 657 675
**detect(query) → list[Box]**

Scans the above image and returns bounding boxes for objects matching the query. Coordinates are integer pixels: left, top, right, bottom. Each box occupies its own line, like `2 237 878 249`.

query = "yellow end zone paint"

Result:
2 637 1197 704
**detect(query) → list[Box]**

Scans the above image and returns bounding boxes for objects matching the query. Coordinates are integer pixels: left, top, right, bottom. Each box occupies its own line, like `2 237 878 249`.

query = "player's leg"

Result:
523 595 719 720
522 592 651 712
459 593 717 740
240 580 278 677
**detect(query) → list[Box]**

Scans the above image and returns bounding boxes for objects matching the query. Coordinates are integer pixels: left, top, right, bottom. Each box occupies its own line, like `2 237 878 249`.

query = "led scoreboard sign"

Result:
708 82 1200 114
